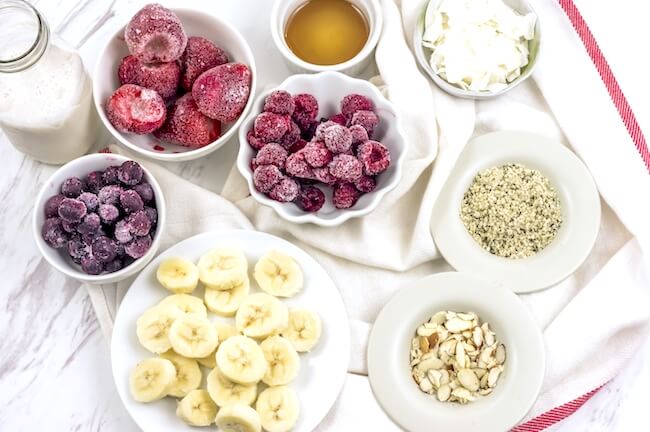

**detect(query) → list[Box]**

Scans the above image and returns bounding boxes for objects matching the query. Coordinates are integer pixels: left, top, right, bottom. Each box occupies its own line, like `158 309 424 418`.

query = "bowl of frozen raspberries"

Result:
33 154 166 284
237 71 407 226
93 3 256 162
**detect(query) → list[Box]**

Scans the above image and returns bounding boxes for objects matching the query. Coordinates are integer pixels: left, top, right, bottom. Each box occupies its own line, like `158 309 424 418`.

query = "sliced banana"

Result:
215 404 261 432
160 351 202 398
216 321 240 342
255 386 300 432
216 335 267 385
235 293 289 339
159 294 207 318
176 389 218 427
207 367 258 407
282 308 322 353
260 336 300 386
196 351 217 369
129 357 176 403
169 315 219 358
198 246 248 290
156 258 200 294
136 304 181 354
205 277 250 316
254 250 303 298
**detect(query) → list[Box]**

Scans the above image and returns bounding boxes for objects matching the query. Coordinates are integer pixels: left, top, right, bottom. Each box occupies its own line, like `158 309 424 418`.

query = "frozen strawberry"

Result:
303 141 333 168
285 152 314 179
341 94 374 118
247 129 266 150
350 110 379 136
349 124 369 144
106 84 166 134
296 186 325 212
192 63 252 122
180 36 229 91
264 90 295 116
358 140 391 175
323 124 353 154
253 165 283 193
333 183 361 209
269 178 299 203
256 143 288 169
292 94 318 131
118 55 181 100
125 3 187 63
254 112 289 143
329 113 347 126
279 120 301 149
355 175 377 193
154 94 221 148
328 154 363 182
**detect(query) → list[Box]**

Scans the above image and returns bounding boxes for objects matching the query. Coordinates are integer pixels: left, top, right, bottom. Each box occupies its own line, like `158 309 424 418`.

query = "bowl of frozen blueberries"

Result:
33 154 166 284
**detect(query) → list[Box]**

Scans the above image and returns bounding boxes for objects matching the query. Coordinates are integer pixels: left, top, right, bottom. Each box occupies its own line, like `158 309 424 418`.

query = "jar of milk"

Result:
0 0 98 164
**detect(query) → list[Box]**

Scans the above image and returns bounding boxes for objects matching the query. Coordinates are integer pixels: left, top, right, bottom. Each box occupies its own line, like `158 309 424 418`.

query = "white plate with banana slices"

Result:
111 230 351 432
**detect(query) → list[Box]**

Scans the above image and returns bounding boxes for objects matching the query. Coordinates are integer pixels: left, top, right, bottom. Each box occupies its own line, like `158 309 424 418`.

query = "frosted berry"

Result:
328 154 363 182
144 207 158 225
313 167 337 185
285 152 314 179
125 235 152 259
192 63 252 122
92 236 118 263
85 171 104 193
114 220 134 244
341 94 374 118
134 183 154 204
118 55 181 100
256 143 288 169
67 237 91 263
279 120 301 149
128 210 152 236
292 94 318 130
102 166 119 185
333 183 361 209
314 120 338 142
264 90 295 116
247 129 266 150
269 178 299 203
254 112 289 143
118 161 144 186
303 141 333 168
78 192 99 212
120 189 144 214
355 175 377 193
58 198 87 223
180 36 229 91
349 124 369 144
357 140 391 175
296 187 325 212
323 124 353 154
106 84 166 134
61 177 84 198
253 165 283 193
349 110 379 136
42 218 68 248
300 121 318 141
124 3 187 63
81 257 103 275
44 194 65 218
154 94 221 148
98 204 120 225
98 185 123 205
61 219 79 234
329 113 347 126
104 258 124 273
288 138 308 154
77 213 101 235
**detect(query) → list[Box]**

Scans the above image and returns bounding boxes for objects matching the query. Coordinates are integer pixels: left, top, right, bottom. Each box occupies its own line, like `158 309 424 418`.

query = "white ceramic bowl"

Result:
237 71 407 227
33 153 166 284
271 0 383 76
93 7 257 162
368 272 545 432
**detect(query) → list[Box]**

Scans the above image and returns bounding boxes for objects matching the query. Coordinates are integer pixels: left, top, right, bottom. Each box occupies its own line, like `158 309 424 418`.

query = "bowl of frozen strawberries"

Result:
237 71 407 226
94 3 256 162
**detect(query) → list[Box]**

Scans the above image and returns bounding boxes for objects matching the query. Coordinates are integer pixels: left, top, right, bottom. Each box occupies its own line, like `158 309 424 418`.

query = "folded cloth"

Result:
85 0 650 430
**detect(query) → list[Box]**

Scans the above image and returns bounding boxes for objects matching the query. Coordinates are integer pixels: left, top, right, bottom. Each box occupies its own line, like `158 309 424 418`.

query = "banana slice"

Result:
235 293 289 339
176 389 218 427
160 351 202 398
156 258 200 294
282 308 322 353
159 294 207 318
198 246 248 290
196 351 217 369
207 368 258 407
215 404 261 432
254 250 303 298
255 386 300 432
136 304 181 354
260 336 300 386
129 357 177 403
205 277 250 316
169 315 219 358
216 321 240 342
216 335 267 385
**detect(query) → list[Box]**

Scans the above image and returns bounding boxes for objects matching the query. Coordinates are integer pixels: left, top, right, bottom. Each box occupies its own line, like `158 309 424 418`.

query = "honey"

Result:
285 0 369 66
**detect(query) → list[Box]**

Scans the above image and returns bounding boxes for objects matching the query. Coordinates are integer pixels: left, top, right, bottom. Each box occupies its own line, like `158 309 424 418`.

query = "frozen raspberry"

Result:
296 186 325 212
253 165 283 193
329 154 363 182
67 237 92 264
349 124 369 144
247 129 266 150
77 213 101 235
134 183 154 204
102 166 119 185
81 257 103 275
128 210 152 236
98 204 120 225
285 152 314 179
192 63 252 122
355 175 377 193
301 121 318 141
256 143 288 169
104 258 124 273
124 3 187 63
279 120 301 149
254 112 289 143
330 113 347 126
77 192 99 212
269 178 299 202
118 55 180 100
125 234 152 259
303 141 333 168
44 194 65 218
120 189 144 214
314 120 338 142
98 185 123 205
350 110 379 137
323 124 353 154
313 167 337 185
58 198 87 223
341 94 374 118
288 138 308 154
61 177 84 198
333 183 361 209
358 140 391 175
264 90 295 116
42 218 68 248
144 207 158 225
180 36 229 91
292 94 318 131
106 84 166 134
118 161 144 186
114 220 133 244
85 171 104 193
154 94 221 148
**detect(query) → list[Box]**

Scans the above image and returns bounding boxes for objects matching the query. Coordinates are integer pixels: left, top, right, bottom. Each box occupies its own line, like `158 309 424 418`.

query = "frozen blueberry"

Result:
103 258 124 273
61 177 84 198
120 189 144 214
82 228 106 245
116 243 126 257
98 185 123 205
42 217 69 248
58 198 87 223
114 220 133 244
98 204 120 225
92 236 118 263
44 194 65 218
133 183 154 204
67 237 92 264
128 210 151 236
77 192 99 212
77 213 101 235
85 171 104 194
144 207 158 226
61 219 79 233
296 186 325 212
118 161 144 186
102 166 120 185
125 235 152 259
81 257 103 275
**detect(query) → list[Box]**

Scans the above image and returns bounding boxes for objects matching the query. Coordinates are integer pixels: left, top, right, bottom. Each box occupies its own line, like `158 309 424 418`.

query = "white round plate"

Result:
431 131 601 293
111 230 350 431
368 272 545 432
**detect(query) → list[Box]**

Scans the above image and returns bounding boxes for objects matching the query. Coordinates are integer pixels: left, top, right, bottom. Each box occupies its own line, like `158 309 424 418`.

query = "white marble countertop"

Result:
1 0 648 431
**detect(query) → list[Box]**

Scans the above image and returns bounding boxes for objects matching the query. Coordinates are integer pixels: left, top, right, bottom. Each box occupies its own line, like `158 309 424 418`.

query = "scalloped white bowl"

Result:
237 71 407 227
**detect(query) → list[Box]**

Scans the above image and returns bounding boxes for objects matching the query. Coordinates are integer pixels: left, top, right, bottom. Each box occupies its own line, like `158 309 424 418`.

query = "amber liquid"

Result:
285 0 370 66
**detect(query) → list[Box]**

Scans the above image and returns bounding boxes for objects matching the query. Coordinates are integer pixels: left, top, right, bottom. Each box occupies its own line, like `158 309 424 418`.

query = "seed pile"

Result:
460 163 562 259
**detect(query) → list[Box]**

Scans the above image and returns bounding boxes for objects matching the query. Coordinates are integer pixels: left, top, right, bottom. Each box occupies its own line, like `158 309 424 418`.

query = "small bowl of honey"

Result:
271 0 383 76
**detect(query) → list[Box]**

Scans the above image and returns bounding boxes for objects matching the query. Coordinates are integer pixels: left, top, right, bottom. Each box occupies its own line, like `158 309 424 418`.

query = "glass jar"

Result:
0 0 98 164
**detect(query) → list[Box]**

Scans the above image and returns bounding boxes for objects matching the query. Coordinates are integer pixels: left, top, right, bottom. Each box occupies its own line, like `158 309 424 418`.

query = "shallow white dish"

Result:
431 131 601 293
111 230 350 431
93 7 257 162
237 71 407 226
367 272 545 432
